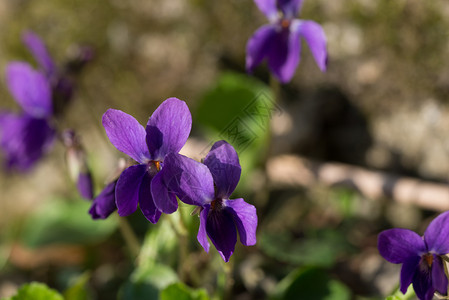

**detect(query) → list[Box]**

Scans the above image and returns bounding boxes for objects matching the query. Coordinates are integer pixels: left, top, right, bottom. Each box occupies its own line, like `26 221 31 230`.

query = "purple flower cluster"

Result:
91 98 258 261
0 32 93 200
378 211 449 300
246 0 327 83
0 31 91 171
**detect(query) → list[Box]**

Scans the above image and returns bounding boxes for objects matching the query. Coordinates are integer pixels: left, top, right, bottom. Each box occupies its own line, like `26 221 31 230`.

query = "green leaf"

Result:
135 217 178 275
119 280 159 300
4 282 63 300
64 272 91 300
20 198 117 248
386 285 415 300
120 218 179 300
259 230 351 267
271 267 351 300
119 264 179 300
133 263 178 290
195 72 277 189
160 282 209 300
119 264 178 300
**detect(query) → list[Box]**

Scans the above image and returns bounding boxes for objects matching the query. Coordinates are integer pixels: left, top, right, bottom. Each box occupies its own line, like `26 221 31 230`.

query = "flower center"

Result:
146 160 161 176
210 198 223 211
281 18 291 29
422 253 434 268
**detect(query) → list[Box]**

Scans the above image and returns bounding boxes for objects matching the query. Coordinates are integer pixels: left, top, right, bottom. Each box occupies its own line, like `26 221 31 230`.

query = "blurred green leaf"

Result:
133 263 178 290
196 71 273 133
195 72 276 189
386 285 415 300
64 272 91 300
160 282 209 300
119 264 178 300
120 216 180 300
3 282 63 300
270 267 350 300
136 216 178 274
119 280 159 300
259 230 351 267
20 199 117 248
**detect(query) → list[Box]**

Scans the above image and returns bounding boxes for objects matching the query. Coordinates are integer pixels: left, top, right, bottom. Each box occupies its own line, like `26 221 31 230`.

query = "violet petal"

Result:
378 229 426 264
139 171 162 224
6 62 52 118
151 170 178 214
296 20 327 72
412 268 434 300
116 164 147 216
277 0 303 19
197 205 210 253
267 26 301 83
400 256 419 294
22 31 56 77
432 256 448 296
254 0 278 22
204 140 241 199
424 211 449 254
206 208 237 262
0 113 55 171
102 109 150 164
89 180 117 220
163 153 215 206
146 98 192 161
246 24 277 73
224 198 257 246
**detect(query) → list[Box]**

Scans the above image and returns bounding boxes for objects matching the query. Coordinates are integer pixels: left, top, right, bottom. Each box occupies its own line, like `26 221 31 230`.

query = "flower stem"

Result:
269 74 281 106
166 210 188 281
117 216 141 258
222 259 234 300
265 75 280 160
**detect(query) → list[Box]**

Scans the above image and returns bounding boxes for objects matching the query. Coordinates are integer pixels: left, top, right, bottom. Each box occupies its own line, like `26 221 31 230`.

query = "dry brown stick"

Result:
266 155 449 211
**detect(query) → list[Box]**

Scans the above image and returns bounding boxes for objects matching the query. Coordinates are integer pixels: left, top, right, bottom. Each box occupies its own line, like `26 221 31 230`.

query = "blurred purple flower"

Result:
23 30 73 115
159 141 257 262
0 31 93 171
246 0 327 83
102 98 192 223
378 211 449 300
0 63 55 170
23 31 94 115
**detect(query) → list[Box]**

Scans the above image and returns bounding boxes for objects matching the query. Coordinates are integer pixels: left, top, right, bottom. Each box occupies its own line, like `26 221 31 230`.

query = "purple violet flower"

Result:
378 211 449 300
158 141 257 262
102 98 192 223
0 62 55 170
246 0 327 83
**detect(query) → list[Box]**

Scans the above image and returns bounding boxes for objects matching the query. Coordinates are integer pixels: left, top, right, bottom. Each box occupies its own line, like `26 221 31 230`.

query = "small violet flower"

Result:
101 98 192 223
378 211 449 300
0 62 55 170
246 0 327 83
158 141 257 262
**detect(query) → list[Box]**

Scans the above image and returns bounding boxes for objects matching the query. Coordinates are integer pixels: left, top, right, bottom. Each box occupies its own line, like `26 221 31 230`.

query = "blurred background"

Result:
1 0 449 299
